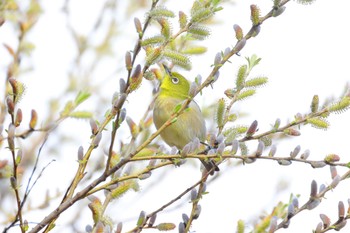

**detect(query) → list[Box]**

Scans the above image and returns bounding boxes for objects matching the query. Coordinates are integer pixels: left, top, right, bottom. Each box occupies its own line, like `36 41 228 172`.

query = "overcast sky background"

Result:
1 0 350 232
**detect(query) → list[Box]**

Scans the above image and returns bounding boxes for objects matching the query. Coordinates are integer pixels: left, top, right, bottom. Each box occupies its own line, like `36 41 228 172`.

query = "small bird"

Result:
153 65 218 173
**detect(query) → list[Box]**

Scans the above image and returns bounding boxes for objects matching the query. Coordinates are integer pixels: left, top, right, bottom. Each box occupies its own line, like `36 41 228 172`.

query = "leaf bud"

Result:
273 118 281 129
268 145 277 157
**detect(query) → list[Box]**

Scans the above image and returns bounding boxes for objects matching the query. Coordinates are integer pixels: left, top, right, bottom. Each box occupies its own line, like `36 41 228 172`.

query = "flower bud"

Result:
338 201 345 219
29 109 38 129
125 51 132 72
246 120 258 137
148 214 157 227
128 64 143 92
134 17 142 36
233 24 243 40
214 52 221 65
269 145 277 157
290 145 301 158
300 149 310 159
256 141 264 157
15 108 22 127
92 133 102 148
89 118 98 135
77 146 84 161
6 96 14 115
231 139 239 155
193 205 201 219
320 214 331 228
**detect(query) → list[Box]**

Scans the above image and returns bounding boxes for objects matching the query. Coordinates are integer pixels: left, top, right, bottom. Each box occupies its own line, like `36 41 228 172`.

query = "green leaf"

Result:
246 54 261 71
75 91 91 105
173 103 182 113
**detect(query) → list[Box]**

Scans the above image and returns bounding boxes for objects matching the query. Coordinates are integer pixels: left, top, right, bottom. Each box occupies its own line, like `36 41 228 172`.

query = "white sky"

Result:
1 0 350 232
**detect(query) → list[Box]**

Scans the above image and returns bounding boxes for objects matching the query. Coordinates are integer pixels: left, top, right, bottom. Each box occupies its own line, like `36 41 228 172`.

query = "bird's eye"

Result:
171 77 179 84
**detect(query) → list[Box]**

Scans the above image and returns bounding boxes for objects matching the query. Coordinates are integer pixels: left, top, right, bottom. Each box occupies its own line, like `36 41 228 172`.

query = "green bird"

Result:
153 65 218 173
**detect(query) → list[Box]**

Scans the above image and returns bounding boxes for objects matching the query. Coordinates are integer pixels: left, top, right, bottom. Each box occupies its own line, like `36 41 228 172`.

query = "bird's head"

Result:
159 65 190 99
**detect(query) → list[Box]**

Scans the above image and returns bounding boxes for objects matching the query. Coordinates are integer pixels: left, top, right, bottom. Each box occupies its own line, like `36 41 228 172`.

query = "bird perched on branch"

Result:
153 65 218 174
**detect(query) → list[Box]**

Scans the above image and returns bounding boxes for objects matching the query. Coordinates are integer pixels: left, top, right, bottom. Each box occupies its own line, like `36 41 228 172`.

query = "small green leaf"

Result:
246 54 261 71
75 91 91 105
174 103 182 113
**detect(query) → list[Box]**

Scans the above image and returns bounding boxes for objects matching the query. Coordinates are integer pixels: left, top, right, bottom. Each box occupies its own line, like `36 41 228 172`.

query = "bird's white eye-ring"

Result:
171 77 179 84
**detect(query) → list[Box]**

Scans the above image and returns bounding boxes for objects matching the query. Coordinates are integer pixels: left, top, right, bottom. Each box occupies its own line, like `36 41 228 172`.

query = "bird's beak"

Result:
162 64 172 76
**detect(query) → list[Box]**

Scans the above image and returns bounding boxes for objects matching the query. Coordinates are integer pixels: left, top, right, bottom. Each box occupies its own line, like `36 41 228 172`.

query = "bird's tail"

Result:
200 159 219 175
